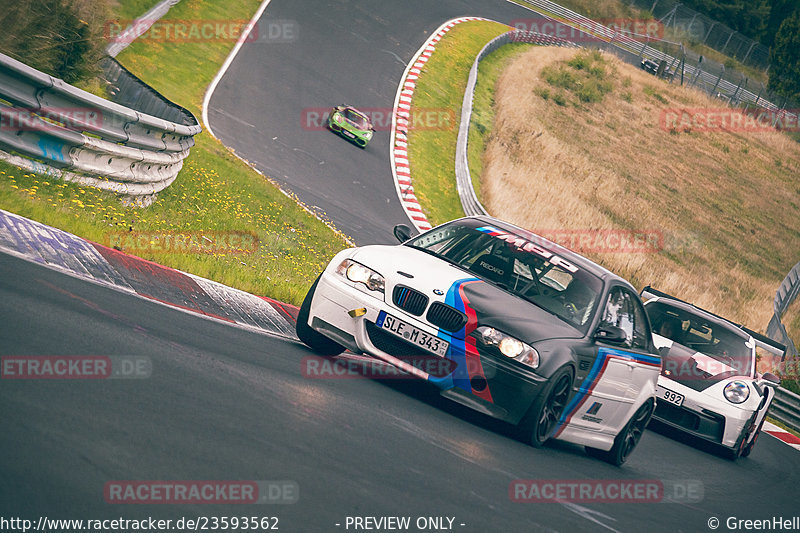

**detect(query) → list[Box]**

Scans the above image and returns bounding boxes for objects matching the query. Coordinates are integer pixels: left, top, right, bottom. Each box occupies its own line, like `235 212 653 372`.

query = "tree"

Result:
768 10 800 102
760 0 800 47
680 0 774 46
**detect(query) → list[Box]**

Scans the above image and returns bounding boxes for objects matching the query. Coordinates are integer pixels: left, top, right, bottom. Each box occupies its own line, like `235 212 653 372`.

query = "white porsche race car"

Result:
641 287 784 459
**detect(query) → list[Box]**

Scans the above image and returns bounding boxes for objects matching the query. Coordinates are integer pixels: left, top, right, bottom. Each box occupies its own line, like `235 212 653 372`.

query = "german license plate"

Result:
376 311 449 357
657 385 684 407
342 130 356 138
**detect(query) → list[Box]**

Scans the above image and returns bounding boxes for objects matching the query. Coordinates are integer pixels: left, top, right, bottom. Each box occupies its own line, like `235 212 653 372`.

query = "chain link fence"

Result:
630 0 771 71
624 0 800 117
515 0 798 125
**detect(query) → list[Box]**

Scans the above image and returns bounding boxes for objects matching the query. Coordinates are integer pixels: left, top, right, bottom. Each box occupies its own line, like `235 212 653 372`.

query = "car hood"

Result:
350 245 583 343
654 334 751 392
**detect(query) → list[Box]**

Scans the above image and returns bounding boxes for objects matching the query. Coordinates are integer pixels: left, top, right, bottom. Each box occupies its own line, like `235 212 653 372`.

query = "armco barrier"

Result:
514 0 797 121
106 0 182 58
455 21 798 362
771 387 800 434
102 57 196 126
455 30 577 217
454 24 799 383
768 261 800 359
0 53 201 204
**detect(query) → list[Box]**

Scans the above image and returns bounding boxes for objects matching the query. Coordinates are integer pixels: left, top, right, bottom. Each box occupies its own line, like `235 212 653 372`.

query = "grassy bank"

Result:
406 20 510 225
508 0 769 85
0 0 350 304
404 21 799 379
113 0 165 21
480 46 800 360
467 43 530 205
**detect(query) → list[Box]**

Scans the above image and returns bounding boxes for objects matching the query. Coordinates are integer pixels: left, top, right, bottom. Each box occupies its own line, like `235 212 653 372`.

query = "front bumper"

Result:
653 380 755 449
308 272 547 424
327 120 369 146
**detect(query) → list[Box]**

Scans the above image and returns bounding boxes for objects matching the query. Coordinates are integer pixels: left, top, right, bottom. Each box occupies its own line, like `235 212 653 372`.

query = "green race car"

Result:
327 105 374 148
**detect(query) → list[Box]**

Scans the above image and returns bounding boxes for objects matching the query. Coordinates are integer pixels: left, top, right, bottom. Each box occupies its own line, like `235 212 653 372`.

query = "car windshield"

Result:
407 220 603 332
646 300 753 376
344 108 368 129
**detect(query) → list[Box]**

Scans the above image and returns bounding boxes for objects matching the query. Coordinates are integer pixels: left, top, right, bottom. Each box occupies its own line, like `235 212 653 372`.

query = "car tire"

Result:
722 437 746 461
587 398 654 466
742 414 768 457
518 366 573 448
722 412 761 460
296 275 346 357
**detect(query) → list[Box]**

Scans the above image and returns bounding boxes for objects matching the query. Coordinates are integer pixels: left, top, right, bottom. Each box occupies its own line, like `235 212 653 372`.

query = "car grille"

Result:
426 302 467 332
365 321 431 358
655 402 700 430
654 402 725 443
392 285 428 316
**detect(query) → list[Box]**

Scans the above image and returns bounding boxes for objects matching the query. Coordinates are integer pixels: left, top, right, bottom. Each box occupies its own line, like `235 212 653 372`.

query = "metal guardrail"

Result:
451 13 800 434
106 0 182 58
0 52 200 204
455 30 577 217
771 386 800 433
767 262 800 359
514 0 797 121
631 0 771 72
503 1 800 360
102 57 196 126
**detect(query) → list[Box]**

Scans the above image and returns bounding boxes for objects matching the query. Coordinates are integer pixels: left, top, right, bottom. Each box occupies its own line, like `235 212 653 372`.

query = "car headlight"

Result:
331 112 342 123
473 326 539 369
723 381 750 404
364 129 373 139
335 259 384 293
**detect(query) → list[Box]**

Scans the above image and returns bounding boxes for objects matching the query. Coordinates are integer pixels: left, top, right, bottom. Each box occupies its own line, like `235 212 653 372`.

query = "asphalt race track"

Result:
1 252 799 532
206 0 534 244
2 1 800 532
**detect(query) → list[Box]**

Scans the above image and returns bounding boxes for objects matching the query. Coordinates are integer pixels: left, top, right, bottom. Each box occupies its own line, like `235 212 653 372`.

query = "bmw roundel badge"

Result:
433 289 444 295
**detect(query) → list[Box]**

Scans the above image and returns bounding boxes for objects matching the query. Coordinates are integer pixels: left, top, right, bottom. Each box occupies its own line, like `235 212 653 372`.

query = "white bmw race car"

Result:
296 217 663 465
641 287 783 459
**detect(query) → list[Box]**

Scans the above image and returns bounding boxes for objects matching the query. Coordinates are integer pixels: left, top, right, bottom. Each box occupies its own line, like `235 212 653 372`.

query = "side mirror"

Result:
393 224 414 243
760 372 781 386
594 325 628 345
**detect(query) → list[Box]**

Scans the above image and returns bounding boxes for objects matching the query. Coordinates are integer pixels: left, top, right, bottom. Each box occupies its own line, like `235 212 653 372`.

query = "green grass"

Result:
541 49 614 105
70 0 170 98
0 0 351 305
507 0 770 85
407 21 510 226
766 416 800 439
468 44 530 205
115 0 255 114
113 0 166 21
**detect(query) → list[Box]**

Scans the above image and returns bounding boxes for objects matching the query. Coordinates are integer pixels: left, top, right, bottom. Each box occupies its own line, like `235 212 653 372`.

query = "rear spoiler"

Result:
744 328 786 358
640 285 787 358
